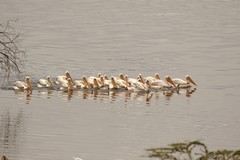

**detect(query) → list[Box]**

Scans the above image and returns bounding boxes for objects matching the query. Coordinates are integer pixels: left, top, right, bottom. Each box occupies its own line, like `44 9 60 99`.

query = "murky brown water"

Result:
1 0 240 160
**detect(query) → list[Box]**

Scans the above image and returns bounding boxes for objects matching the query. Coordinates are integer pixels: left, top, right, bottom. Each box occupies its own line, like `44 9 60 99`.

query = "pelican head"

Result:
119 73 125 80
25 76 32 90
146 80 152 88
100 76 104 81
98 73 101 78
93 78 100 87
65 71 70 77
25 76 30 80
155 73 160 80
186 75 197 86
124 75 128 81
82 76 87 82
25 76 30 84
100 76 104 83
111 76 116 83
47 76 54 86
165 75 176 87
138 74 144 83
104 74 108 80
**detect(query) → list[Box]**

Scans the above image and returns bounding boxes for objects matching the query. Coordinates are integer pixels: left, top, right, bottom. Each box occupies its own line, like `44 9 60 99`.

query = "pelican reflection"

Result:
56 88 197 104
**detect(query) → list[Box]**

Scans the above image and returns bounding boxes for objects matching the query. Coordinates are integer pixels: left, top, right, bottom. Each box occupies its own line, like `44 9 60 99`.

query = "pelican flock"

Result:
12 72 197 95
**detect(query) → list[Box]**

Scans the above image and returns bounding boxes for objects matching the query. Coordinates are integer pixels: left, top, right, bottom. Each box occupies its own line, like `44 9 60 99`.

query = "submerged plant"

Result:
146 140 240 160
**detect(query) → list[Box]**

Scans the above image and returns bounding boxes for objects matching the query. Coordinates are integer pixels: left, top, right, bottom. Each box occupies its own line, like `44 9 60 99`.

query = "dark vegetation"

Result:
146 140 240 160
0 19 26 83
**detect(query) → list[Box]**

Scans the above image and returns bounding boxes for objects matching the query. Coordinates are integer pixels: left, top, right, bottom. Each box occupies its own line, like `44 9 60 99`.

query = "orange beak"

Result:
186 76 197 86
166 76 176 87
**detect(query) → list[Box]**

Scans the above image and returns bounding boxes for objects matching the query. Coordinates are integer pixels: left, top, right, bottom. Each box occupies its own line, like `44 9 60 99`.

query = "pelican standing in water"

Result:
13 76 32 92
171 75 197 88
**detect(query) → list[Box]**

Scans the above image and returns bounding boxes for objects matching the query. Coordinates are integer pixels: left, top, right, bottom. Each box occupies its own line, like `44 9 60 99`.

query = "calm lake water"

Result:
1 0 240 160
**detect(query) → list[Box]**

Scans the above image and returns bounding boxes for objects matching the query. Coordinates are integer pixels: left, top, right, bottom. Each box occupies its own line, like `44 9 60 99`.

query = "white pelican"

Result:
151 79 173 89
125 75 138 86
93 78 102 89
164 76 177 87
146 80 162 91
74 79 85 88
109 76 119 89
96 73 102 84
150 75 175 89
100 76 110 89
171 75 197 88
86 76 102 87
82 76 93 89
126 82 135 91
37 76 54 88
13 76 32 91
133 79 148 91
57 71 74 84
115 78 127 89
60 78 74 91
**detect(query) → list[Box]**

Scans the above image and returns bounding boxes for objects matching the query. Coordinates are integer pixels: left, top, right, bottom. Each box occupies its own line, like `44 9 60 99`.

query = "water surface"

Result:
1 0 240 160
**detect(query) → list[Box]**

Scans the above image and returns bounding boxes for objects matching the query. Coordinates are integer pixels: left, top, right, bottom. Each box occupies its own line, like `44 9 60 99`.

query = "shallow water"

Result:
1 0 240 160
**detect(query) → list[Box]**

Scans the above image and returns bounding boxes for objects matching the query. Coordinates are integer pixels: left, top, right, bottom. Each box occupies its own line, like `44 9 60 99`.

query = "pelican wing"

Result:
152 80 170 87
38 79 49 87
115 79 127 88
172 78 188 85
127 78 138 85
15 81 27 89
60 80 69 88
57 76 67 83
134 82 147 91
